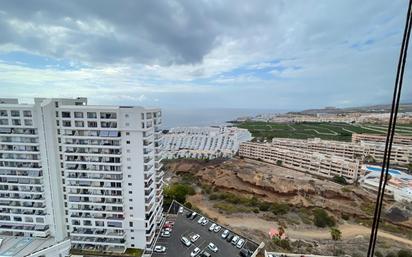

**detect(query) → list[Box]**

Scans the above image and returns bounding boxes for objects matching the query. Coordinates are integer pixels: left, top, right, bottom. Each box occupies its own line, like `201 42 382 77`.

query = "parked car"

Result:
163 223 172 229
221 229 229 239
191 247 201 257
209 223 216 231
236 238 245 248
181 236 191 247
178 206 184 214
190 234 200 242
190 212 198 220
226 233 234 242
154 245 166 253
162 227 172 232
165 221 175 226
197 216 204 224
161 231 171 238
208 242 218 252
200 251 211 257
213 225 221 232
186 212 192 218
201 218 209 226
231 235 240 245
239 249 253 257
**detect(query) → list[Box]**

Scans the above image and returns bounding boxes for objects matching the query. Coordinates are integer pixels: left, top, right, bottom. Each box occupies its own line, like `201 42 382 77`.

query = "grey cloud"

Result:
0 0 282 65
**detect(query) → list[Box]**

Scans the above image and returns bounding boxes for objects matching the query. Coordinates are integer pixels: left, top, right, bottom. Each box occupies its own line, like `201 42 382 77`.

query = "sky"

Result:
0 0 411 110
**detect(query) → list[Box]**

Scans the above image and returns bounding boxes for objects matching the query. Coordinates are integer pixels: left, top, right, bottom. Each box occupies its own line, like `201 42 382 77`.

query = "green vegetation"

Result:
71 248 143 257
209 191 289 215
332 175 348 185
330 227 342 241
164 183 195 206
385 250 412 257
271 237 292 251
234 121 393 142
313 208 336 227
213 202 256 214
276 160 283 166
124 248 144 257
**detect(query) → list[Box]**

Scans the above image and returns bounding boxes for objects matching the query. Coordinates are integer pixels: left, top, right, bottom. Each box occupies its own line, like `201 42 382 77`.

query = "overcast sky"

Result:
0 0 411 110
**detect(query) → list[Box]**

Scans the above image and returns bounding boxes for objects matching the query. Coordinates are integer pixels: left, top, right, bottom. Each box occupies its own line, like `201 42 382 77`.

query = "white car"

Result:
213 225 221 233
221 229 229 239
190 234 200 242
191 247 201 257
201 218 209 226
209 223 216 231
231 235 239 245
197 217 204 224
178 206 184 214
154 245 166 253
208 242 218 252
181 236 191 247
236 238 245 248
161 231 171 238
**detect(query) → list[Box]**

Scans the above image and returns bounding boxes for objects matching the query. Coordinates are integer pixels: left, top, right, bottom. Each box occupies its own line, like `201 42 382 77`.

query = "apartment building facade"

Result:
239 142 361 182
352 133 412 146
163 126 252 159
271 137 412 165
0 98 163 253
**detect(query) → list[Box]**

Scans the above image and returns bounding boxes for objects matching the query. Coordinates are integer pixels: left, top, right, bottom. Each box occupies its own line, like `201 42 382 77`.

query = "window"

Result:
126 132 130 135
127 149 131 153
87 112 97 119
128 183 132 186
127 158 131 161
23 110 32 117
75 121 84 127
12 119 21 125
125 122 130 126
129 199 133 202
129 191 132 194
0 119 8 125
87 121 98 128
141 113 145 119
62 112 71 118
126 140 130 144
62 121 71 127
11 110 20 117
74 112 83 118
0 110 7 117
24 119 33 126
100 112 117 119
127 166 131 169
125 114 129 118
129 206 133 210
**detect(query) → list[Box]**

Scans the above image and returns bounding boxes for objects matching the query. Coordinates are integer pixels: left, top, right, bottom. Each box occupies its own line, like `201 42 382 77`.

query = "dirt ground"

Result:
165 158 412 254
187 193 412 248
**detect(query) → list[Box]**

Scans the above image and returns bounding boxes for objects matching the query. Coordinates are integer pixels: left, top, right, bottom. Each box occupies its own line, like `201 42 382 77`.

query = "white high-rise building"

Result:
0 97 164 253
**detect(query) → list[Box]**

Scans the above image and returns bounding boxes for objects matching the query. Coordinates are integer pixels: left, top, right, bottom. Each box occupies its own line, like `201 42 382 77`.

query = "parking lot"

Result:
152 202 258 257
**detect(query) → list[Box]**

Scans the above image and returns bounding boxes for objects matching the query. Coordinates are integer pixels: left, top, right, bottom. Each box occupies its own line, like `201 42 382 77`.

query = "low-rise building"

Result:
271 137 412 165
352 133 412 146
239 142 361 182
163 126 252 159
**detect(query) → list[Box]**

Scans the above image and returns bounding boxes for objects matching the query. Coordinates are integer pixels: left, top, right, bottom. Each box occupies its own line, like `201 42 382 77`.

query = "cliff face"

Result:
165 158 379 218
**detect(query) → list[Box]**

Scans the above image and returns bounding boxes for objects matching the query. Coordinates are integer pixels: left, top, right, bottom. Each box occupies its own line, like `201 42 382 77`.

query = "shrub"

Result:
313 208 335 227
333 175 347 185
184 202 192 209
271 203 290 215
398 250 412 257
258 202 271 211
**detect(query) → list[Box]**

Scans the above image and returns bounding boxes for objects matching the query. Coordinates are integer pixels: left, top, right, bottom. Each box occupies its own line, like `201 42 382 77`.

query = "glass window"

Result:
10 110 20 117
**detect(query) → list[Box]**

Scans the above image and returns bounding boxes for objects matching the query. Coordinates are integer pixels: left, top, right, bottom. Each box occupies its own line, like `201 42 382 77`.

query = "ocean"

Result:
161 108 289 129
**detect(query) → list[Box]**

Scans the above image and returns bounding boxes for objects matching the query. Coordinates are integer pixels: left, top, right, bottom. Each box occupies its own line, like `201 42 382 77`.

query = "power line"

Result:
366 1 412 257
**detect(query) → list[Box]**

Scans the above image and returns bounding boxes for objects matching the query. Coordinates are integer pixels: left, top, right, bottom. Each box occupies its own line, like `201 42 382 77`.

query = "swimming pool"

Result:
366 165 402 175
